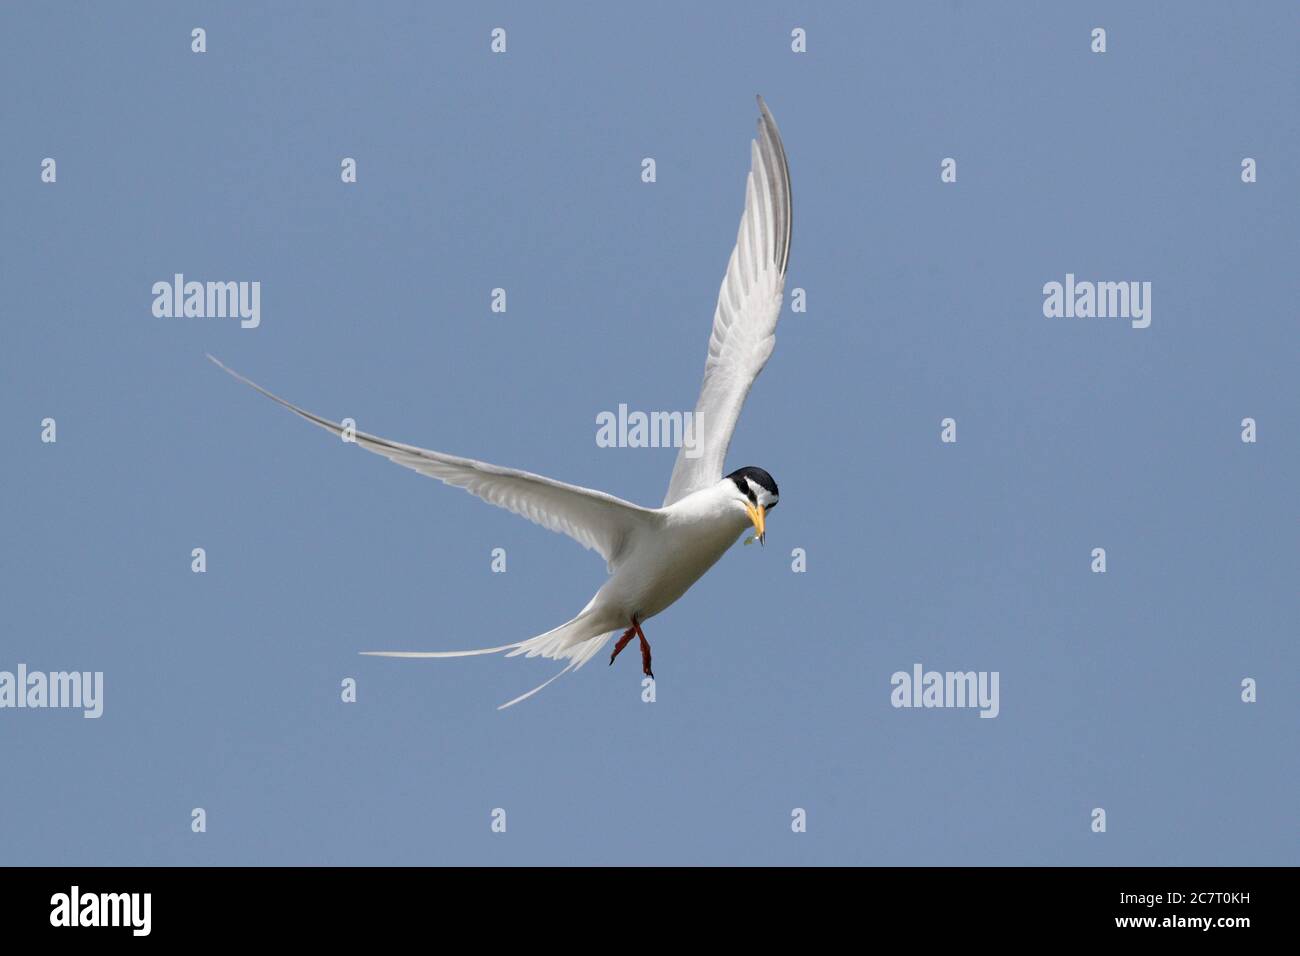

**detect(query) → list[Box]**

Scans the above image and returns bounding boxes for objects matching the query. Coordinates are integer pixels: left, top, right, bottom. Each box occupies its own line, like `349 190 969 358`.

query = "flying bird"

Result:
211 95 792 708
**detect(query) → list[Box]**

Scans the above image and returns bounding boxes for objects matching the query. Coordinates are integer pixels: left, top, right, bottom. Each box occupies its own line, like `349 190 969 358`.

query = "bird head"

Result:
725 466 779 545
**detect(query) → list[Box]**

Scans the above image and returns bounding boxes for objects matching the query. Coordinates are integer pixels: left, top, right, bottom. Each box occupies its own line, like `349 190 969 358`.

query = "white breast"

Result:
596 484 749 624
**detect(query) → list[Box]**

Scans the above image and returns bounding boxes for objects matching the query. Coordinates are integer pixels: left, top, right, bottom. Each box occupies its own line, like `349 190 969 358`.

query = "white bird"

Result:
210 95 791 708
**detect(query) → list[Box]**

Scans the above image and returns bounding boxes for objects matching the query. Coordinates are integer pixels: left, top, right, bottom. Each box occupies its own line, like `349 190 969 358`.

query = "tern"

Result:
211 95 792 708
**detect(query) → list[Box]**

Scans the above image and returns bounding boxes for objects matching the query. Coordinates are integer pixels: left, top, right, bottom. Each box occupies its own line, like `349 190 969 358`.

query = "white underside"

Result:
359 482 753 708
590 483 751 630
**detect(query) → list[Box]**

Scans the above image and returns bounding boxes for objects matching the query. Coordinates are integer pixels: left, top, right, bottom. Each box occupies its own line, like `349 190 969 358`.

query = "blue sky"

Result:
2 1 1296 865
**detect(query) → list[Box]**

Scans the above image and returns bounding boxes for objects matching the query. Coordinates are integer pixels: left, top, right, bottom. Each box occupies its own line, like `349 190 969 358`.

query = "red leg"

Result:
631 617 653 679
608 625 637 666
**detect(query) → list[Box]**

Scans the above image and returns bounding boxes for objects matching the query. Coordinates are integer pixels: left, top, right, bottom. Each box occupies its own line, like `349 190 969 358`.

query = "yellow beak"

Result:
744 502 767 545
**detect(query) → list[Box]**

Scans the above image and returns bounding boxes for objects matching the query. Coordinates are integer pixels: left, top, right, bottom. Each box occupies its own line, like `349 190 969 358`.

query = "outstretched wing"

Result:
209 356 656 568
662 95 792 507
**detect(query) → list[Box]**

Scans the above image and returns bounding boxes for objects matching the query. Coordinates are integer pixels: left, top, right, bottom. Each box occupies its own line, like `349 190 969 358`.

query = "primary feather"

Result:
206 355 656 570
663 95 793 506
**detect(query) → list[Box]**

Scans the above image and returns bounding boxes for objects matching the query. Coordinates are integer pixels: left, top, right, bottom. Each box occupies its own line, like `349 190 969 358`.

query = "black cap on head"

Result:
726 466 779 500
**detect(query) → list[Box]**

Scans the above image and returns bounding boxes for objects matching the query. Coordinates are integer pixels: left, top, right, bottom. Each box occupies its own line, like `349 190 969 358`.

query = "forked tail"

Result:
361 608 616 709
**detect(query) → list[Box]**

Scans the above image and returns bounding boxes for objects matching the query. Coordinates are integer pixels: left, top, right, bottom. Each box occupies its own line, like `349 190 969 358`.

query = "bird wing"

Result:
209 356 656 568
662 95 792 507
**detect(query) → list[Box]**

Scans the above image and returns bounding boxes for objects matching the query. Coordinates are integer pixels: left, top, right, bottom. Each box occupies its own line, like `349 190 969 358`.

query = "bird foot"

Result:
632 618 653 679
609 626 637 666
609 618 654 679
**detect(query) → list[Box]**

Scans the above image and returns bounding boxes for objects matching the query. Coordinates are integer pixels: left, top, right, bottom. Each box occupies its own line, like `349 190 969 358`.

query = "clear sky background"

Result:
2 2 1295 866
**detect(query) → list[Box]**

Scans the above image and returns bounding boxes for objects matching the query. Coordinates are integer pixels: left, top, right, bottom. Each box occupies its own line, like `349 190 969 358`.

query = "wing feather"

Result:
663 95 792 506
208 356 656 567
